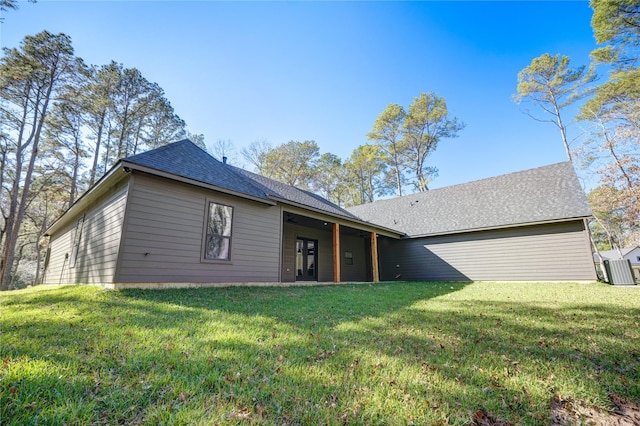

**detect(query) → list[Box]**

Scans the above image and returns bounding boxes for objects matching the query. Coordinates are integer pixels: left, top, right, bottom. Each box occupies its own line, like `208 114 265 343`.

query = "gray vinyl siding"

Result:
378 221 597 282
116 173 281 283
44 180 128 284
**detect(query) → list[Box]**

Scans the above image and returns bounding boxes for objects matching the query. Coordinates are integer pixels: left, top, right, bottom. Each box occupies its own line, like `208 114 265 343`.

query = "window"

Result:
344 251 353 265
203 202 233 261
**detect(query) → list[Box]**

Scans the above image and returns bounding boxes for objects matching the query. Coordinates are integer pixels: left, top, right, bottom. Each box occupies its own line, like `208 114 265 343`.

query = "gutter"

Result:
405 215 593 239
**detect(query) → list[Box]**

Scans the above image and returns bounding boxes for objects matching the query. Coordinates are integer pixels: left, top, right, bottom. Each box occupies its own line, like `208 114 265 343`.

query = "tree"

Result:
576 2 640 250
186 132 207 151
78 61 186 186
141 88 186 150
312 152 349 207
367 103 407 196
0 0 18 11
0 31 192 289
344 144 391 206
18 171 68 287
110 66 152 159
403 92 464 191
80 62 119 186
242 139 271 174
43 80 88 208
582 0 640 140
0 31 77 290
590 0 640 71
1 0 35 20
259 140 320 189
211 139 237 164
514 53 596 162
557 1 640 273
587 185 634 251
577 106 639 237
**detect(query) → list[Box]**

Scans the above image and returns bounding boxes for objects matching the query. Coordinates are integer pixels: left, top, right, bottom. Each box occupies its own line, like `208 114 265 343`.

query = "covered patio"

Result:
280 209 402 283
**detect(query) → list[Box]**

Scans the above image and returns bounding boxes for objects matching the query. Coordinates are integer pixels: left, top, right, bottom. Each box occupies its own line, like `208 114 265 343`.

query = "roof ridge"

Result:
427 161 573 192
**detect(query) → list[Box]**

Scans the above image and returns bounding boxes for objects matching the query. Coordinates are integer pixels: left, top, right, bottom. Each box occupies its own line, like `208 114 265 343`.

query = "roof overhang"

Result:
274 196 405 239
45 161 130 236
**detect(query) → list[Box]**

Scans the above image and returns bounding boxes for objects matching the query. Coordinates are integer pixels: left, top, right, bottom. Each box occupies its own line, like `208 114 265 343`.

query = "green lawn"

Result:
1 282 638 425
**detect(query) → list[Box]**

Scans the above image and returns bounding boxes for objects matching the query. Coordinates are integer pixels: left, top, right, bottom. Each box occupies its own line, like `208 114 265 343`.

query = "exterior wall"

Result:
115 172 281 283
378 221 597 282
623 247 640 266
281 222 333 282
43 180 128 285
339 233 367 282
281 223 369 283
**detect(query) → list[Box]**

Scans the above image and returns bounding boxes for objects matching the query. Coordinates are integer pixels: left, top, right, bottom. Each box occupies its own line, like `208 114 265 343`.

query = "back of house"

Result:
42 141 597 288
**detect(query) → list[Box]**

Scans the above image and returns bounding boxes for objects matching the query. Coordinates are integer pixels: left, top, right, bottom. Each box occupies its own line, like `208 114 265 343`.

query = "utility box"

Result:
603 259 637 285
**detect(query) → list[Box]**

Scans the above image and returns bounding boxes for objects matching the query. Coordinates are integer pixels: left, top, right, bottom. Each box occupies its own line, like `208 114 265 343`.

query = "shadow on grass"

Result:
119 281 468 326
2 282 639 424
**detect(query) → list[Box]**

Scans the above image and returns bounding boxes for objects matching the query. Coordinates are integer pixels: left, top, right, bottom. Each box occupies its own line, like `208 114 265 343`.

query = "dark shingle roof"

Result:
123 139 268 200
123 139 359 220
346 162 592 237
230 167 360 219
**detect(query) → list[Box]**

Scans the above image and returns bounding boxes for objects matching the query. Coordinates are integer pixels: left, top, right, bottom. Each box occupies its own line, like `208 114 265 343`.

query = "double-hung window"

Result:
203 202 233 261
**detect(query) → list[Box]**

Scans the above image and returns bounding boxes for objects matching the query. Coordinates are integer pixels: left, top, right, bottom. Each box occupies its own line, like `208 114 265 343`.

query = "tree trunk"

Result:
552 97 573 163
88 113 105 187
69 134 81 208
0 100 34 290
10 243 26 289
1 75 54 289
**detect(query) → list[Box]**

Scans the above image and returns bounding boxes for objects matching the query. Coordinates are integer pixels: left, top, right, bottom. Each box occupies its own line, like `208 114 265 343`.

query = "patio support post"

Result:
371 232 379 282
333 223 340 283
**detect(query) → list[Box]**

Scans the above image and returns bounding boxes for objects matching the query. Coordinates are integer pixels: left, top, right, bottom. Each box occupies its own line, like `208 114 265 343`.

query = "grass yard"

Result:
1 281 639 425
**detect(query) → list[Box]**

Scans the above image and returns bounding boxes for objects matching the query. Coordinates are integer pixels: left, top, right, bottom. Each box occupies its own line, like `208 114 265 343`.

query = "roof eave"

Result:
45 161 129 236
406 215 593 239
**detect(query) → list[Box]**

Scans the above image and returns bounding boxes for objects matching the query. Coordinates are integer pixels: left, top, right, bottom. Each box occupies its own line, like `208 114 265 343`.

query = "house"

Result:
596 246 640 265
42 140 597 288
594 247 640 282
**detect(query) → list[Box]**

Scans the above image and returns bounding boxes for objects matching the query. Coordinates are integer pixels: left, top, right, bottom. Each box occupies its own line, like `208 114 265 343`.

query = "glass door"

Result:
296 238 318 281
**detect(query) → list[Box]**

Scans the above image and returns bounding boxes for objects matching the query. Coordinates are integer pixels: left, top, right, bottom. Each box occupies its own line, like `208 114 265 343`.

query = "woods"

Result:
0 31 190 290
515 0 640 253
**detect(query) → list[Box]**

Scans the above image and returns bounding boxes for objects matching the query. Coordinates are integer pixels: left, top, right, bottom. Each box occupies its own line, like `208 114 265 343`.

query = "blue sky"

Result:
1 1 597 189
